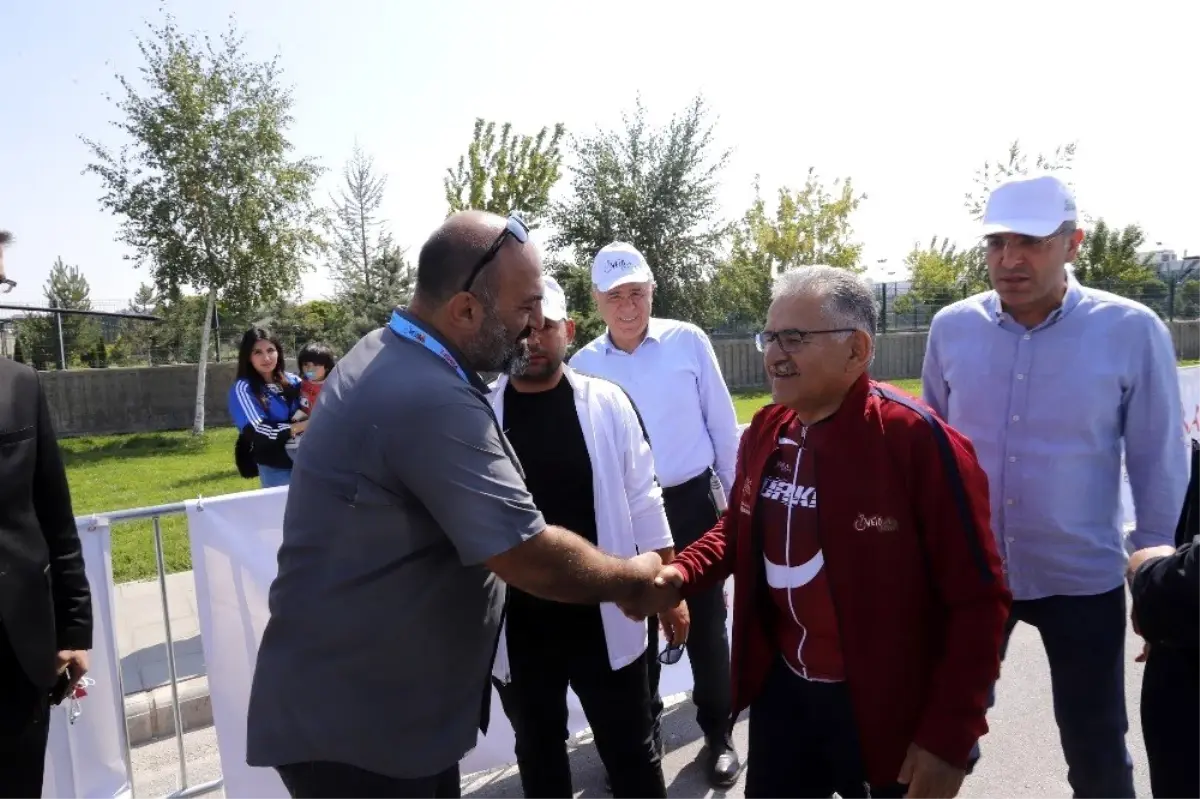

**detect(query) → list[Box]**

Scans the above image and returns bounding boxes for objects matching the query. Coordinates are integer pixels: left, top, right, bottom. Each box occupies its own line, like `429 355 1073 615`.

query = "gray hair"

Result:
771 265 878 352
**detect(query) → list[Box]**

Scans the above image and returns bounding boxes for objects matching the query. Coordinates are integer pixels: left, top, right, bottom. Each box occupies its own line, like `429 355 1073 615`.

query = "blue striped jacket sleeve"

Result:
228 379 289 441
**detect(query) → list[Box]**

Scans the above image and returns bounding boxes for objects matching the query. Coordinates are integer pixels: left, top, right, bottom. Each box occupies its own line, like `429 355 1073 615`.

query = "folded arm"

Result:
1130 541 1198 649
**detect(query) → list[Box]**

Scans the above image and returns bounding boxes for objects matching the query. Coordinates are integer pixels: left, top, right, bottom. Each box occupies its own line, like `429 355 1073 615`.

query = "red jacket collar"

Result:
751 372 873 444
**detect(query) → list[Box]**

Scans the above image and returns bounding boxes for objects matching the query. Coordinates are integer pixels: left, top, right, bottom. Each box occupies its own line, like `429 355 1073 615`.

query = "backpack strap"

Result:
870 385 996 584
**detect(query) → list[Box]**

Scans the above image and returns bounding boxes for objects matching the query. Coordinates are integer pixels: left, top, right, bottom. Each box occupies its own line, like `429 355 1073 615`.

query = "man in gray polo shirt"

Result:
247 211 664 798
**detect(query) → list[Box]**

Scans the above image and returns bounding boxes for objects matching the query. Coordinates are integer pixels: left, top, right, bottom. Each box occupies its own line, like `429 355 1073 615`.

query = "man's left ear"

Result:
564 318 576 345
1066 227 1085 261
848 330 873 372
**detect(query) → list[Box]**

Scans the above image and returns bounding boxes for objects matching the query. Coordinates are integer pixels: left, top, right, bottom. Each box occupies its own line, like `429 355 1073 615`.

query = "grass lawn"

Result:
61 428 253 584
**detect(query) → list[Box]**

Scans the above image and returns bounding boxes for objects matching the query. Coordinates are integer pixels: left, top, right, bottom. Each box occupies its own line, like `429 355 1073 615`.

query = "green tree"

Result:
1072 219 1155 286
83 11 324 433
12 335 25 364
444 119 565 226
264 298 351 354
894 237 987 321
113 282 161 365
326 145 413 342
19 258 100 368
339 245 415 345
710 171 865 329
329 143 391 294
88 333 109 368
551 95 730 325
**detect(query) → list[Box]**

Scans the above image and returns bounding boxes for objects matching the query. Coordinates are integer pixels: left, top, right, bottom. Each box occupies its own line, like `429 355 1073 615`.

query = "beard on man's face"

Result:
463 302 532 374
508 340 563 380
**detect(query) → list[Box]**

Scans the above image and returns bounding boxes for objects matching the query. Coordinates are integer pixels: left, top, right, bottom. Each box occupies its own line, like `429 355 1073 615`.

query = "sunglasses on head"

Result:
462 212 530 293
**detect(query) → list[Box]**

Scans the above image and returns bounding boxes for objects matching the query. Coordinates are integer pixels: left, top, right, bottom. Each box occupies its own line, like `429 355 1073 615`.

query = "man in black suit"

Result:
0 230 93 797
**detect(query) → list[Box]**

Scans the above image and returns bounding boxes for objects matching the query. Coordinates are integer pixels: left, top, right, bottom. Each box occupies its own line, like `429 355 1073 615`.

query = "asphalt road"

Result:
138 615 1153 798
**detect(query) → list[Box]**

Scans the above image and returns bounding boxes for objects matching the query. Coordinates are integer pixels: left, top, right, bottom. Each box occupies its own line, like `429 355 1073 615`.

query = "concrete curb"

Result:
124 676 213 747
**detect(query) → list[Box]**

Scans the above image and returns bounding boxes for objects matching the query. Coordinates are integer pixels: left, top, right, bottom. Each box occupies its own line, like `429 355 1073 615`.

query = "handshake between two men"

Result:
618 552 692 645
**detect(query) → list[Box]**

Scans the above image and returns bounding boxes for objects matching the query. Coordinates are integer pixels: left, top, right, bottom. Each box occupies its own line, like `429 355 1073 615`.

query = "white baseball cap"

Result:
982 174 1078 238
591 242 653 293
541 275 568 322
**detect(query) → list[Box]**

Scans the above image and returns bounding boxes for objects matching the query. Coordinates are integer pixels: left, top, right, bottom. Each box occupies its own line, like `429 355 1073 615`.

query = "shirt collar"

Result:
983 273 1085 329
603 318 662 354
392 307 490 393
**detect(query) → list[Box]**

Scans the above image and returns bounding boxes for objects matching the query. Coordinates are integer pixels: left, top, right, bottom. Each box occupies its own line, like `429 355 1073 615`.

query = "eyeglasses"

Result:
462 212 531 293
0 278 15 294
983 231 1068 256
658 642 686 665
755 328 856 354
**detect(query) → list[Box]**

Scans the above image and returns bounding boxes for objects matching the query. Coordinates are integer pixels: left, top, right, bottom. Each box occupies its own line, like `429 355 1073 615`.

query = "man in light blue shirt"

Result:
922 174 1188 797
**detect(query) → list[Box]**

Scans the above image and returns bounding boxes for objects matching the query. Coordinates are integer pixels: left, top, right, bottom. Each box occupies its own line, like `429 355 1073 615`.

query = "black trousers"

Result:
650 470 733 745
973 586 1134 797
745 658 906 798
275 761 460 798
495 605 665 798
0 622 50 799
1141 644 1199 799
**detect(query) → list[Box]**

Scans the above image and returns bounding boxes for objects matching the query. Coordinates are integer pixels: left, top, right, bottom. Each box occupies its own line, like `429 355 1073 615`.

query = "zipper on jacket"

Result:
784 425 808 678
807 425 851 690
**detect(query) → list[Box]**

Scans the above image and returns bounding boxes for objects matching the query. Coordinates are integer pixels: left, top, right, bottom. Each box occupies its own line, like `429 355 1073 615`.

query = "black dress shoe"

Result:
707 740 741 788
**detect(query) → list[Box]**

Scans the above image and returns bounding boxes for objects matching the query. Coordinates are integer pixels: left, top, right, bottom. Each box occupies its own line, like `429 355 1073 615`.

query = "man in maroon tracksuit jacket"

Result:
630 266 1011 798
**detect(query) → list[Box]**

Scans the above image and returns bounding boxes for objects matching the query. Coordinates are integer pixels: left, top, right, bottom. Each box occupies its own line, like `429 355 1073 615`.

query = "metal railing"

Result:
93 500 223 799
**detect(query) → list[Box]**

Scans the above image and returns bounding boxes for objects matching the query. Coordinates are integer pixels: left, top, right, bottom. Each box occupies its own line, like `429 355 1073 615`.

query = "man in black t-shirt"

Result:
488 276 688 798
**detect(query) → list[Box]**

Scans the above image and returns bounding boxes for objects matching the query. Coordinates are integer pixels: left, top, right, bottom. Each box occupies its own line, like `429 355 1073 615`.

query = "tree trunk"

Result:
192 287 217 435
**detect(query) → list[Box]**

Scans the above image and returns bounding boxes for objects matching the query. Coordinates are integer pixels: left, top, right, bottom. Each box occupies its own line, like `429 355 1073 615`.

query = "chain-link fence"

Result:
4 276 1198 369
0 305 163 370
0 308 339 371
879 277 1200 333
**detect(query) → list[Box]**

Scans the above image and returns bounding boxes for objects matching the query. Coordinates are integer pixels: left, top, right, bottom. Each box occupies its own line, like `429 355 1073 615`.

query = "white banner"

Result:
43 518 132 799
1120 365 1200 526
186 487 729 797
186 488 291 799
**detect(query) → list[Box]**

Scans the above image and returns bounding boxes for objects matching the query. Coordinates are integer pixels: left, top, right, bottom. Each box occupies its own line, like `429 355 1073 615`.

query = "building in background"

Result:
1139 247 1198 277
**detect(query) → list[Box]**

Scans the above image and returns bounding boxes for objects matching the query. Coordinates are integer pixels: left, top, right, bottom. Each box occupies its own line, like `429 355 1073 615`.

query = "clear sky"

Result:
1 0 1195 308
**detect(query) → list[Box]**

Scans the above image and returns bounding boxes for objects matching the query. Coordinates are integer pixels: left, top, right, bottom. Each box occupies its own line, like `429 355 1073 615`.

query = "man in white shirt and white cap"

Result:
489 276 688 798
571 243 743 787
921 174 1187 796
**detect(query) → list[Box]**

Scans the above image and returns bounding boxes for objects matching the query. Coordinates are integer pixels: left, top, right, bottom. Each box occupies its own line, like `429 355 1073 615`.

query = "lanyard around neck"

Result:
387 310 470 385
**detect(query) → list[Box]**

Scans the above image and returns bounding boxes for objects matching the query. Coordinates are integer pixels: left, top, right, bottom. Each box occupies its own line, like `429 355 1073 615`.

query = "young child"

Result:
297 342 336 418
286 342 337 459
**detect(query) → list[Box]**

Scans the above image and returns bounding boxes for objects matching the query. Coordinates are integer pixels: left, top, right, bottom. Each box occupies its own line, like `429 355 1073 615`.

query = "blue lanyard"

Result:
387 310 470 384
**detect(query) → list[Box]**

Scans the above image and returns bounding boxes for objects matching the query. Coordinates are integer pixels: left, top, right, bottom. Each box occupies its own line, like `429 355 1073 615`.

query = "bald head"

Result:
414 211 512 307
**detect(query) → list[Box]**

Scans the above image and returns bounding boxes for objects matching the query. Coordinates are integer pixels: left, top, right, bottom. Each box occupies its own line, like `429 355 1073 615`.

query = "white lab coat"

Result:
489 366 674 680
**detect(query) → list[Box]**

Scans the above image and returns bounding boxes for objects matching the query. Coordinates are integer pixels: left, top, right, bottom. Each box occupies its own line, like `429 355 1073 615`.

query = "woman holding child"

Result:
228 328 305 488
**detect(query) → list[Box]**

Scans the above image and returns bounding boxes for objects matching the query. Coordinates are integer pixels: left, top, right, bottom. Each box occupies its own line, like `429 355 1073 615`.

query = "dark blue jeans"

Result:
975 586 1134 798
